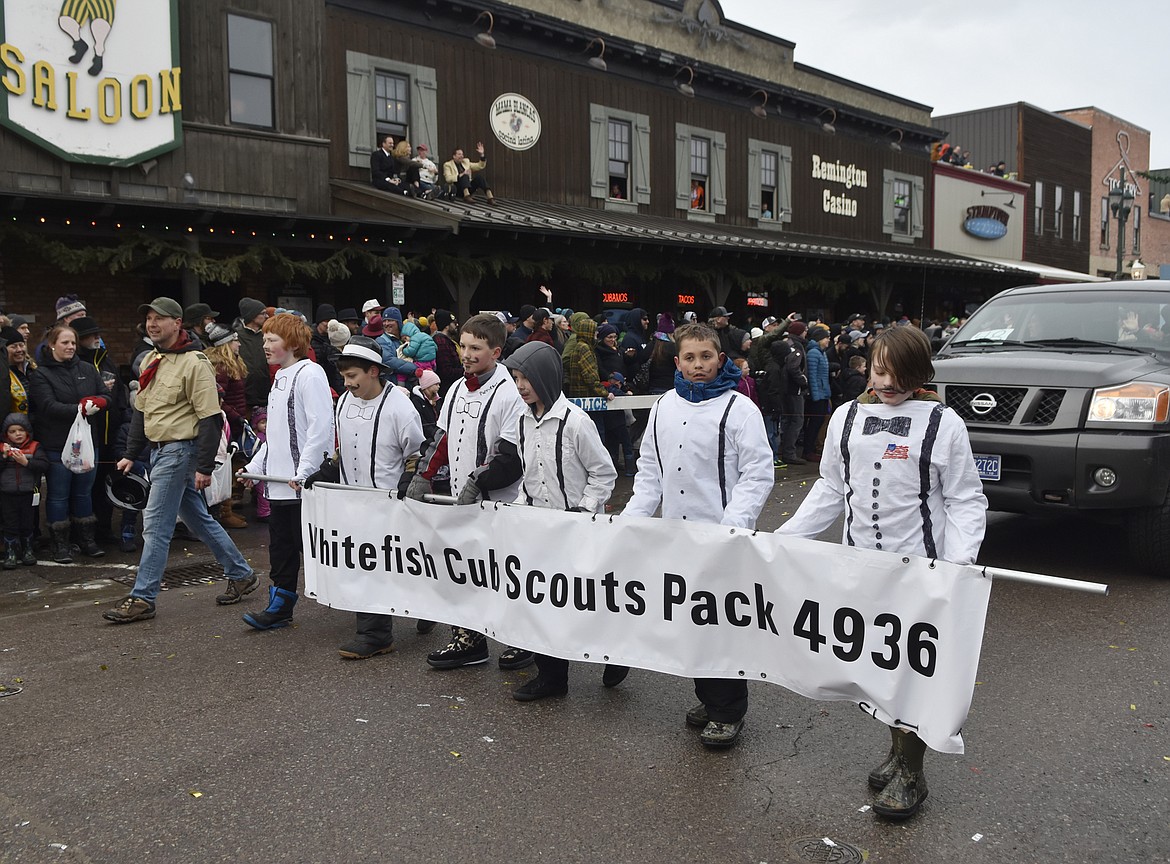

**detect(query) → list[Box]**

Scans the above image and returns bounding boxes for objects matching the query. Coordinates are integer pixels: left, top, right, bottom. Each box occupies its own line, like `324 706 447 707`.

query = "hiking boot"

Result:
242 586 298 630
602 665 630 688
19 538 36 566
415 619 437 634
498 646 535 670
426 628 488 669
685 703 709 728
215 573 259 605
700 718 744 749
103 596 156 624
513 676 568 702
338 637 395 660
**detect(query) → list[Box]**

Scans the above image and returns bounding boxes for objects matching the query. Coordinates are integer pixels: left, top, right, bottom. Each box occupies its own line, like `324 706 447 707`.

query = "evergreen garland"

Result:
0 225 411 285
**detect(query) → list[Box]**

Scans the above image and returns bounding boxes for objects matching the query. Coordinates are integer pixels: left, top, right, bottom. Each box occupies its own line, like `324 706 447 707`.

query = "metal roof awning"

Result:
967 255 1109 283
331 181 1029 276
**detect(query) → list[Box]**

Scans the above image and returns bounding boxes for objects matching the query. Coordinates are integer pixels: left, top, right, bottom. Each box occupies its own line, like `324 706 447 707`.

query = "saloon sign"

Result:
0 0 182 165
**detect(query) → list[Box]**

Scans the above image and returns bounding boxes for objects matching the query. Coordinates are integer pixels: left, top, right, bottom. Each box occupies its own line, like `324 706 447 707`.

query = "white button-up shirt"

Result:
513 394 617 513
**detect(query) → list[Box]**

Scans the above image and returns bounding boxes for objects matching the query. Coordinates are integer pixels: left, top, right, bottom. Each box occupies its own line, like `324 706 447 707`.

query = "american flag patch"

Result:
882 443 910 460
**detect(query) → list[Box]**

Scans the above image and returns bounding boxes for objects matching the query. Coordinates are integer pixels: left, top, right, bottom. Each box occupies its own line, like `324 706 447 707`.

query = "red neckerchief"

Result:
138 329 192 391
464 372 481 392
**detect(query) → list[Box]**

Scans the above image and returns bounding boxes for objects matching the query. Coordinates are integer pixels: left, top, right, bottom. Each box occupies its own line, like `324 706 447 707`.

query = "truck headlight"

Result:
1088 382 1170 423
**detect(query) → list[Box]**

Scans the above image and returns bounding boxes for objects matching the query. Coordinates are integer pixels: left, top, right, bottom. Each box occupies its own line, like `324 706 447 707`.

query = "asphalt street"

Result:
1 463 1167 864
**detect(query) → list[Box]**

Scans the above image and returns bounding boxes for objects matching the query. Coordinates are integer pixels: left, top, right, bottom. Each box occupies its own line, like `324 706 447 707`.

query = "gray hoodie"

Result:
502 341 563 414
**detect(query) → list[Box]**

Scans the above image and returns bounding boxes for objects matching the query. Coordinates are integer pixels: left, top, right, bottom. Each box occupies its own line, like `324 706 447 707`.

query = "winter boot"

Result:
623 448 637 477
872 728 929 819
74 515 105 558
2 540 17 570
338 612 395 659
242 586 298 630
20 537 37 566
218 500 247 529
49 521 73 564
120 528 137 553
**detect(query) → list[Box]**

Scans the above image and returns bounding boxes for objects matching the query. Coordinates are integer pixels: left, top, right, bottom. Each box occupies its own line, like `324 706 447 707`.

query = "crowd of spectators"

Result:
370 135 495 205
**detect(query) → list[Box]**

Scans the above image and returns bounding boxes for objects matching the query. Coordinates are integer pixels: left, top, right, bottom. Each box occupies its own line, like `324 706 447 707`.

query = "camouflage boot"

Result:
872 729 928 819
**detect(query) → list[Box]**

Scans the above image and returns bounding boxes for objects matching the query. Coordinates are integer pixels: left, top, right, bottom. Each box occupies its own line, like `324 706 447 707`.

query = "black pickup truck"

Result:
932 281 1170 577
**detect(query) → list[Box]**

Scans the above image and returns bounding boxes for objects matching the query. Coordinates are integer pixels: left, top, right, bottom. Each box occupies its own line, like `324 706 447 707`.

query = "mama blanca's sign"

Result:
490 92 540 151
811 154 867 218
303 485 993 755
0 0 182 165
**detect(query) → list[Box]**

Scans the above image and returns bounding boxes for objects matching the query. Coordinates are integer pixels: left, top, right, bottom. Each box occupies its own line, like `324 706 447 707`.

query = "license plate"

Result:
974 454 1001 481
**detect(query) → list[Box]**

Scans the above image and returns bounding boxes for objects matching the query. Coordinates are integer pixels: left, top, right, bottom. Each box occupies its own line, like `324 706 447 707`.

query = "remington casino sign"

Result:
0 0 181 165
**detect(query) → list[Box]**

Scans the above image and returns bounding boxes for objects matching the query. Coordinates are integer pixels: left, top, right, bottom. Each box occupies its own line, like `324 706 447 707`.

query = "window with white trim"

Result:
1053 185 1063 238
589 105 650 210
675 123 726 219
1034 181 1044 236
1073 190 1082 242
881 169 924 242
1100 196 1110 248
747 139 792 226
1134 205 1141 254
345 51 438 170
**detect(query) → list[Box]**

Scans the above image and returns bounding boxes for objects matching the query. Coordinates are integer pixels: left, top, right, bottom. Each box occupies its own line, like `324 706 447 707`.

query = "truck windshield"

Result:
949 290 1170 352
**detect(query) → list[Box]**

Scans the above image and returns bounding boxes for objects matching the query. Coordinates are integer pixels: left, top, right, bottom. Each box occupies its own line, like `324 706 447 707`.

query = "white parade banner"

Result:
302 485 992 754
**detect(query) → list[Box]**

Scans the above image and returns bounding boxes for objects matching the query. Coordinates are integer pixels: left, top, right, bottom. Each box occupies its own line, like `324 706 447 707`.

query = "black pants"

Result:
535 653 570 685
456 174 489 196
1 492 34 539
694 677 748 723
268 500 302 593
803 398 830 456
779 394 804 459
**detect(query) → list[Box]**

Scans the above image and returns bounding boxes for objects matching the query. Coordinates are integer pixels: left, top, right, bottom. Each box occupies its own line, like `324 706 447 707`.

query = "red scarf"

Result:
138 330 192 391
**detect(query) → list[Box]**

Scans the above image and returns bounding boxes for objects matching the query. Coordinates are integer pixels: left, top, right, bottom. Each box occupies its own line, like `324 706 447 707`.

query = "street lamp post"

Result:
1108 166 1135 280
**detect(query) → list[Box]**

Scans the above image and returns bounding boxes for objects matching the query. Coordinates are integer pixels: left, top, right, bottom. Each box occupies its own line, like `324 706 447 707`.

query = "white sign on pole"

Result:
303 486 992 754
391 273 405 306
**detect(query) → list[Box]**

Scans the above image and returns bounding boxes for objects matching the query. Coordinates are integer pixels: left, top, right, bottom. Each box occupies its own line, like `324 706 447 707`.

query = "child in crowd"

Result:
400 318 437 374
838 354 868 403
500 341 622 700
250 408 270 522
409 369 443 443
622 322 773 749
733 357 759 407
405 313 528 670
776 325 987 819
0 413 48 568
307 336 426 658
239 314 335 630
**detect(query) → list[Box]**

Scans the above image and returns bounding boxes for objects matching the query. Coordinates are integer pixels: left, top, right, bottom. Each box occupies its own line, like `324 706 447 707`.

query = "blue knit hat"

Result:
381 306 403 325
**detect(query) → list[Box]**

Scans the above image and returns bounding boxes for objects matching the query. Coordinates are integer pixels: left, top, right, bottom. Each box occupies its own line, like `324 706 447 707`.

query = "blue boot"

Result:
242 586 298 630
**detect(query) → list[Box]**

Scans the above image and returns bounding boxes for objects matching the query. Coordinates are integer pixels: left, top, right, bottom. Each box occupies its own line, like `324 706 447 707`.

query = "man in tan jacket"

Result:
442 141 495 204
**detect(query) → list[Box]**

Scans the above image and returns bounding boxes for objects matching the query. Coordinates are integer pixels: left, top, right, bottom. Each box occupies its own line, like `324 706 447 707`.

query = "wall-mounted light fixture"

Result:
750 90 769 119
818 107 836 134
674 65 695 98
474 11 496 49
980 189 1015 208
887 128 903 151
585 37 607 71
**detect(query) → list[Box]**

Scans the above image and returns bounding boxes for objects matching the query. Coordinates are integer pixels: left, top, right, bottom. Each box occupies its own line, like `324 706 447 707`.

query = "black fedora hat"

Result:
106 472 150 511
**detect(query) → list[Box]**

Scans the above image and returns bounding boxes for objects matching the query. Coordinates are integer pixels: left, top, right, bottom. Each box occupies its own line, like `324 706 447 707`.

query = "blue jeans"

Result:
44 450 95 523
129 440 252 603
763 413 780 459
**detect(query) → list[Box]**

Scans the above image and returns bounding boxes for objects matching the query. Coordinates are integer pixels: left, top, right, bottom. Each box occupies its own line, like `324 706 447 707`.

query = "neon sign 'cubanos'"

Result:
0 0 182 166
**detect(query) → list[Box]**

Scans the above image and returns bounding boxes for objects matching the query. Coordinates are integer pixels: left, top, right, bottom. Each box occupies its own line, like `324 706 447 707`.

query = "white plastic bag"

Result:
203 415 233 507
62 407 95 474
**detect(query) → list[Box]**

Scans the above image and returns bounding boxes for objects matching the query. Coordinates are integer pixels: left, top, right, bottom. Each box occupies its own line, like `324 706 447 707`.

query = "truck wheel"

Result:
1127 494 1170 578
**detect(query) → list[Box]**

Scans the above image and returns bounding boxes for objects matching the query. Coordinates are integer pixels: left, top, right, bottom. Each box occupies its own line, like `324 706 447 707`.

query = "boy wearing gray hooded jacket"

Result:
501 342 626 700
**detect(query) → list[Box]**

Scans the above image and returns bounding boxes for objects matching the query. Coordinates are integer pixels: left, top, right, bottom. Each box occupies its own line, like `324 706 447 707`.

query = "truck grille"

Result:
944 386 1026 424
1028 389 1065 426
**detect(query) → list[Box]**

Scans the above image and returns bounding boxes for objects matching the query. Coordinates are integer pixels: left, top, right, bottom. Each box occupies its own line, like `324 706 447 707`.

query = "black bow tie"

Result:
863 416 912 437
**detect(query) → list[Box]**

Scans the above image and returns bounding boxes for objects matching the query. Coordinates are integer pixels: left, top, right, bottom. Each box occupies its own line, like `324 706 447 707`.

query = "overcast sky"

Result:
719 0 1169 169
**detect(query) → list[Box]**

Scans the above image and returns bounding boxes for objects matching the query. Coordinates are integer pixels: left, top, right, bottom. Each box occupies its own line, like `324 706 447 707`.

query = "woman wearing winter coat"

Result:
203 323 250 529
28 323 109 562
